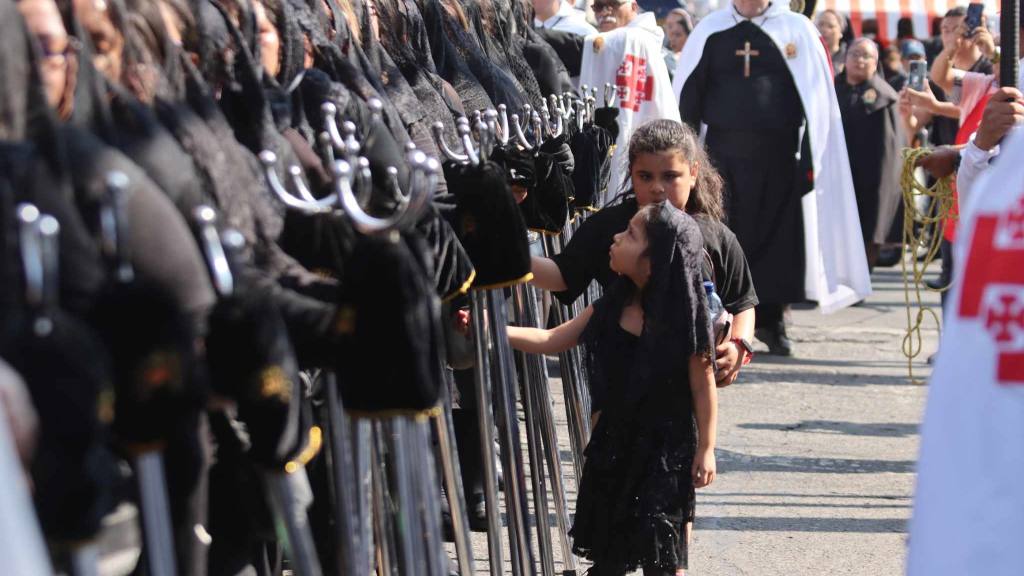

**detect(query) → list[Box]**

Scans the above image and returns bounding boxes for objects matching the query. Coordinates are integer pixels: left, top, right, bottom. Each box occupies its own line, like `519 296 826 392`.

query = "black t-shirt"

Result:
550 197 759 314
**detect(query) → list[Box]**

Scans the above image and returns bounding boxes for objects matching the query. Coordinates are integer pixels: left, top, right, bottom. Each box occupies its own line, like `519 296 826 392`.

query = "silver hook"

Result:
322 102 361 162
38 215 59 312
457 122 480 166
192 206 234 298
475 118 491 163
395 150 437 229
258 151 333 213
368 97 384 125
356 157 372 204
17 204 43 310
546 95 564 138
317 131 337 172
484 109 500 157
530 112 544 148
384 166 407 208
287 166 321 203
322 102 344 151
497 104 510 146
430 122 469 163
333 159 414 234
509 113 533 150
102 172 134 283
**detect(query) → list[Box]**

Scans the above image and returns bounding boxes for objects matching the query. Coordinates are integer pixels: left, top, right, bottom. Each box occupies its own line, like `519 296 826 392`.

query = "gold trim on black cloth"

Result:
441 269 477 303
285 426 323 473
344 405 443 421
470 271 535 291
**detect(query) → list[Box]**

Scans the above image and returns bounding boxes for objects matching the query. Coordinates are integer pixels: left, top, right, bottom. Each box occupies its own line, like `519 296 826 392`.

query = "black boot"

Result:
755 321 792 356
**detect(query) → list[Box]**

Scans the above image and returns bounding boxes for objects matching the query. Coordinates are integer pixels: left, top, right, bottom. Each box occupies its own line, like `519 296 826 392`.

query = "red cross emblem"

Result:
614 55 654 112
959 195 1024 385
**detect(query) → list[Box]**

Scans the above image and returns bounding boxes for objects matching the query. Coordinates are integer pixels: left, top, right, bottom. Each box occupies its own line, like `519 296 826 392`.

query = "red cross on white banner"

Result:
614 54 654 112
959 195 1024 385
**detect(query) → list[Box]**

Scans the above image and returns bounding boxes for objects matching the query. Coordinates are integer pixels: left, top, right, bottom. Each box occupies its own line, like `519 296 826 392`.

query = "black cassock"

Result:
679 21 813 305
835 72 903 245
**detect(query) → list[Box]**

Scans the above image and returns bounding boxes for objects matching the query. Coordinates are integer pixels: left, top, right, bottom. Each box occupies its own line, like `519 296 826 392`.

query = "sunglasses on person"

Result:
592 0 629 12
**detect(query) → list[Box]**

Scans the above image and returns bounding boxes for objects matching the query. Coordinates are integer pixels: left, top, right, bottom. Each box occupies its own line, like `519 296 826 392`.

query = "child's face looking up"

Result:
631 151 698 211
609 212 651 284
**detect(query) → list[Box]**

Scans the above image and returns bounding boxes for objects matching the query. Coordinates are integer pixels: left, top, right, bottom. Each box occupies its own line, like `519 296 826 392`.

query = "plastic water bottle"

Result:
704 281 725 326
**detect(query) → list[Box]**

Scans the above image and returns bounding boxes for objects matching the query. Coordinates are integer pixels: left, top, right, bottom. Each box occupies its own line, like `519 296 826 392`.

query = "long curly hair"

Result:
625 119 725 223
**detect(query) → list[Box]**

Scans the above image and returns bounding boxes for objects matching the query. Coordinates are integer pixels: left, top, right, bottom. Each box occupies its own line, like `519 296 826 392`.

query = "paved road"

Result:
461 265 941 575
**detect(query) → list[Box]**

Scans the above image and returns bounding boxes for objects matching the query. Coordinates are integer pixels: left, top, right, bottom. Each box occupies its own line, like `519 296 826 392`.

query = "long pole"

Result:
1001 0 1020 87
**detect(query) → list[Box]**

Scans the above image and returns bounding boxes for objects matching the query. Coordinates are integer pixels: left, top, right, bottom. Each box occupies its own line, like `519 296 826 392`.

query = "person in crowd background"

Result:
835 38 904 271
534 0 597 36
661 7 693 78
816 8 848 75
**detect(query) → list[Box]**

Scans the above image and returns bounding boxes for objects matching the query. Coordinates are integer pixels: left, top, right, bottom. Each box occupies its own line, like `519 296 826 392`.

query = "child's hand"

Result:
452 308 471 336
692 447 716 488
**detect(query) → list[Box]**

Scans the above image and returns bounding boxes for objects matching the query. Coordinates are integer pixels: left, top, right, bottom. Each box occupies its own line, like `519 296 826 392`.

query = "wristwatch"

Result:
731 337 755 366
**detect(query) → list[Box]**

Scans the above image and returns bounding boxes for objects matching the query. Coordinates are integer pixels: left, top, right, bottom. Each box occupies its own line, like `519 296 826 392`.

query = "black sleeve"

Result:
678 42 710 132
550 212 613 306
712 224 758 314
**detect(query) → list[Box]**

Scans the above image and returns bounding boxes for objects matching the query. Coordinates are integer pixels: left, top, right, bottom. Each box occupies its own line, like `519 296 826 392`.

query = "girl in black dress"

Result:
508 201 718 575
532 119 758 389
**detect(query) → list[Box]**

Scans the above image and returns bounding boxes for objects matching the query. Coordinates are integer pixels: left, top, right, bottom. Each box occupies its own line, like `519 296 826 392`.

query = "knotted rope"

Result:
900 147 956 384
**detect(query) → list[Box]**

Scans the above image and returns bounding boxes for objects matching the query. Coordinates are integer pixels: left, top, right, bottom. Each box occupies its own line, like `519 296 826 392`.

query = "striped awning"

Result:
819 0 1000 41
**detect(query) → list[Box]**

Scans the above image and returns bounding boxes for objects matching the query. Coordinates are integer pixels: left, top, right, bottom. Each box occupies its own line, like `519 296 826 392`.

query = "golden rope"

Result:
900 147 956 384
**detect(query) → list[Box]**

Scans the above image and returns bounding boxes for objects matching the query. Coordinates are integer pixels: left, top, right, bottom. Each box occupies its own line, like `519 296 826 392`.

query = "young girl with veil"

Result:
508 200 718 576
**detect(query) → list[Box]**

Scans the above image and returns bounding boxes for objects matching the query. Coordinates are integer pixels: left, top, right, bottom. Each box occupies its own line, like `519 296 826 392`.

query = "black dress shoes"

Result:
755 324 793 357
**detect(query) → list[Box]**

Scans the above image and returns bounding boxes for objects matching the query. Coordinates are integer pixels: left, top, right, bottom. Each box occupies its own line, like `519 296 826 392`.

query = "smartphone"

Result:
908 60 927 91
964 2 984 37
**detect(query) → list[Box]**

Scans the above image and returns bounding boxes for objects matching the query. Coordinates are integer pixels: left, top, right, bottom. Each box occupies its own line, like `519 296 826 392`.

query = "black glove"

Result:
594 107 621 142
540 136 575 176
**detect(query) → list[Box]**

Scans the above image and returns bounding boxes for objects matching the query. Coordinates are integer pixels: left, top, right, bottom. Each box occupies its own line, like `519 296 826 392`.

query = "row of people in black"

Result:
0 0 762 571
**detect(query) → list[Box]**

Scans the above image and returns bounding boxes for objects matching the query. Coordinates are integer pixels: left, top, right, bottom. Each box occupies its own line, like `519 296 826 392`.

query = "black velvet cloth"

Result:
492 138 572 234
205 284 307 468
569 111 616 210
0 306 117 542
414 206 477 300
571 204 713 573
0 141 115 543
443 160 532 288
335 234 444 413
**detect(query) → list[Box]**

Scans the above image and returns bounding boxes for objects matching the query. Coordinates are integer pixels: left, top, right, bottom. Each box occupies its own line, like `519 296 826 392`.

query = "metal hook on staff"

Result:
497 104 511 146
510 113 534 151
431 122 471 163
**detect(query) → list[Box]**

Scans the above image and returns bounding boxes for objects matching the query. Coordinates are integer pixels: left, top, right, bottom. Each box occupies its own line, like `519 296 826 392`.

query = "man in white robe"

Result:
672 0 870 355
578 0 680 204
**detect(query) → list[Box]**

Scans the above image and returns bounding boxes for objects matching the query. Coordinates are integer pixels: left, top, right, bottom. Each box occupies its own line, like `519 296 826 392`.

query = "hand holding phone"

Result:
908 60 927 92
963 3 983 38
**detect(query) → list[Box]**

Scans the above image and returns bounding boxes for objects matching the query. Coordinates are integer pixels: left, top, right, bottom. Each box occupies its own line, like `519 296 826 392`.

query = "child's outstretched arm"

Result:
507 305 593 355
690 354 717 488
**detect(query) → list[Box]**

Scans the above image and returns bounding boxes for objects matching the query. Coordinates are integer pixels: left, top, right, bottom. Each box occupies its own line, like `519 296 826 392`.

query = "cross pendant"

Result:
735 41 760 78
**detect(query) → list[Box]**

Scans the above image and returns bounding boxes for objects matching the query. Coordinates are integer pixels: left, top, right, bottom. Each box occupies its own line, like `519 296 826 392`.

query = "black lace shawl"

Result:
580 203 712 417
418 0 495 113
